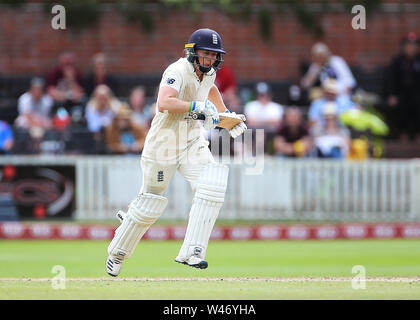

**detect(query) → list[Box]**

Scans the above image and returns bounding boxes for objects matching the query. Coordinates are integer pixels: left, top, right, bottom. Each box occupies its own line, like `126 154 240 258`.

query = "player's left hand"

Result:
228 112 247 138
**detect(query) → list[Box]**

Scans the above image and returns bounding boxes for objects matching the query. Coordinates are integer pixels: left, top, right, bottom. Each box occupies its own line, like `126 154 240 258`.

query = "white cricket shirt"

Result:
142 58 216 162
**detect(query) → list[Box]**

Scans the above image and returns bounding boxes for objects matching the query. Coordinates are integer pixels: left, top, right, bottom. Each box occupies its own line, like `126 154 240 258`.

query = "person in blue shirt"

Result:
308 78 356 128
0 121 14 154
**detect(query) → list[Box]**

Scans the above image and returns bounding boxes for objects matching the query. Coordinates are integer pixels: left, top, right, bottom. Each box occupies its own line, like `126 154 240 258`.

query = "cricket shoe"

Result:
174 255 208 269
106 255 124 277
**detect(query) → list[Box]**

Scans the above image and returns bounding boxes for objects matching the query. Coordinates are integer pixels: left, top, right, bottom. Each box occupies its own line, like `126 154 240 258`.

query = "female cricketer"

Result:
106 28 247 276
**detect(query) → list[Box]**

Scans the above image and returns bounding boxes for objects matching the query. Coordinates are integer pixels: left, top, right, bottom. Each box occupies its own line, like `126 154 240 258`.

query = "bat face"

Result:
217 114 244 130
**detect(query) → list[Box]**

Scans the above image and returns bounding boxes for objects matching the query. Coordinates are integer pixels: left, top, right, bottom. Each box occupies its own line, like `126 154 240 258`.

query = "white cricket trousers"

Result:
139 138 215 196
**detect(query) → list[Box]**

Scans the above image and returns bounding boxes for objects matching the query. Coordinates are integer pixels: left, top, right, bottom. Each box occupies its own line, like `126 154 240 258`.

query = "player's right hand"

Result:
190 100 220 130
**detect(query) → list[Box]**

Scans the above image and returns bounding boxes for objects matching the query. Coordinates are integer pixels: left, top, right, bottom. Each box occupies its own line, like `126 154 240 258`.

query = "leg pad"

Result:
177 163 229 261
108 193 167 259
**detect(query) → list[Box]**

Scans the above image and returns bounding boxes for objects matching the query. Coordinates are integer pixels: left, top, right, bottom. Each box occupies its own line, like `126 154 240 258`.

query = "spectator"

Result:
301 42 356 100
46 52 84 111
384 32 420 142
105 103 147 154
84 53 116 97
244 82 284 133
311 102 351 159
85 84 121 133
274 107 311 157
286 83 308 107
63 106 96 155
129 86 153 129
15 77 53 132
308 78 356 128
0 121 14 154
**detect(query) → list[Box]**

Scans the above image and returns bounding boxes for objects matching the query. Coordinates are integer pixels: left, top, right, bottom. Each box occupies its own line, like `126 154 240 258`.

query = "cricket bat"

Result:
191 112 245 130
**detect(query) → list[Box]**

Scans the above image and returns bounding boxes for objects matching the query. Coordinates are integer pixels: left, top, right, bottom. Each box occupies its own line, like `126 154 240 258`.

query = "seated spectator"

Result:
301 42 356 100
244 82 284 133
129 86 153 129
274 107 311 157
308 78 356 128
0 121 14 154
105 104 147 154
84 53 116 97
286 83 308 107
15 77 53 136
311 102 351 159
383 32 420 142
85 84 121 133
46 52 84 111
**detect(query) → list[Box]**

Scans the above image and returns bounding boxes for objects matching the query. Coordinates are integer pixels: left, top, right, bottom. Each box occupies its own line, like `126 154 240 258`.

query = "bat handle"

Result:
191 113 206 120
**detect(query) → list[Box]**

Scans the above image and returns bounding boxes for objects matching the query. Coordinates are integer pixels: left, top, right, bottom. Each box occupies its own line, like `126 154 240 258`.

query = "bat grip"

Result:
191 113 206 120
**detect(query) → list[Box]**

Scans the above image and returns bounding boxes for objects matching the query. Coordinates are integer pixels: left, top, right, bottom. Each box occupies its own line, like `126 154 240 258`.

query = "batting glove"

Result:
225 110 247 139
190 100 220 130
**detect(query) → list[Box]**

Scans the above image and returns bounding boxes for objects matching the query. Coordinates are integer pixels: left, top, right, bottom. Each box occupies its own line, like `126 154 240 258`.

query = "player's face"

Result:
196 49 218 68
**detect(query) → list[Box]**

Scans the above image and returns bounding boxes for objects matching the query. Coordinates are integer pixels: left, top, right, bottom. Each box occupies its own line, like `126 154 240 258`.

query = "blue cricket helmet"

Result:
186 28 226 54
185 28 226 74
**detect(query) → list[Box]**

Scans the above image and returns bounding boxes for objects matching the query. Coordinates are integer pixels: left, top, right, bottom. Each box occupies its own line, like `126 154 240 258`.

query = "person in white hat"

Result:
311 101 351 159
308 78 356 128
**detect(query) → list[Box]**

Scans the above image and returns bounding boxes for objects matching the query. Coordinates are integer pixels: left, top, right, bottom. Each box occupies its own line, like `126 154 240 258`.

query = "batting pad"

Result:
177 163 229 261
108 193 168 259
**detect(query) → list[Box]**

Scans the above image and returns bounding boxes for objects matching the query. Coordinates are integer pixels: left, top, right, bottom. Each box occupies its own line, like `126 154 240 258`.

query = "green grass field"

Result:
1 239 420 299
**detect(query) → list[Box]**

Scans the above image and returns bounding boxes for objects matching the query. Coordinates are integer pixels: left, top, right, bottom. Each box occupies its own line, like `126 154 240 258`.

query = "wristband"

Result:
189 101 194 112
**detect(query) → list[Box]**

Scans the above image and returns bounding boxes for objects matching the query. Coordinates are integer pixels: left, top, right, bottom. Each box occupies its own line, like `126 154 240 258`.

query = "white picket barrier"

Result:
0 155 419 221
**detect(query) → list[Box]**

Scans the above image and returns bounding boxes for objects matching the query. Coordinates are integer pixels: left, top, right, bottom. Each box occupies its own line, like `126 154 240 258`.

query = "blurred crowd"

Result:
2 52 154 155
1 32 419 159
